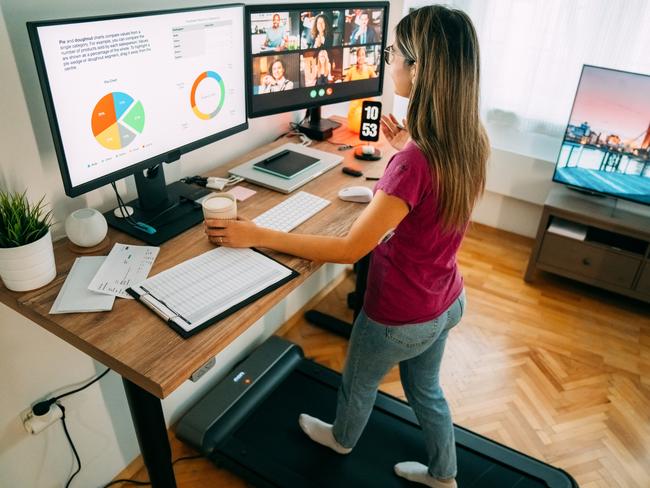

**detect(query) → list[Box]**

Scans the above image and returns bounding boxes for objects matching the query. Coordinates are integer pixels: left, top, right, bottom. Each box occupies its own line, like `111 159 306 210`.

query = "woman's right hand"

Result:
262 75 273 86
381 114 409 150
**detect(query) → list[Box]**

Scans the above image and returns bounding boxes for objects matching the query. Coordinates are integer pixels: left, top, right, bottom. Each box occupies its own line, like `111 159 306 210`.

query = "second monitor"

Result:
246 2 389 140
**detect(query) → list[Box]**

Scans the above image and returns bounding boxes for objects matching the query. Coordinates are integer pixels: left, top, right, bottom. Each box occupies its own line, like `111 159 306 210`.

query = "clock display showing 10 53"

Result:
359 100 382 142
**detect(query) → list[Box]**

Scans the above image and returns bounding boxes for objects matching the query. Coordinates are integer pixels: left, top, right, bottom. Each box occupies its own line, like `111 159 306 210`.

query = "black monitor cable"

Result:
109 182 157 234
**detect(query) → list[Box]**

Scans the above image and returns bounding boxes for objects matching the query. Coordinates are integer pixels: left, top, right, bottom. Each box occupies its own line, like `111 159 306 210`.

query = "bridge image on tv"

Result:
553 66 650 205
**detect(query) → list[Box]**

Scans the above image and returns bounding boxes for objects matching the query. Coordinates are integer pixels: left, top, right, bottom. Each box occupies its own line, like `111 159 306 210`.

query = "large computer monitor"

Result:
28 4 248 244
246 2 389 140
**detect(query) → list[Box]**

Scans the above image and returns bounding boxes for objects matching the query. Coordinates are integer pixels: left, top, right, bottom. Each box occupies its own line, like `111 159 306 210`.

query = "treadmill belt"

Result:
214 363 563 488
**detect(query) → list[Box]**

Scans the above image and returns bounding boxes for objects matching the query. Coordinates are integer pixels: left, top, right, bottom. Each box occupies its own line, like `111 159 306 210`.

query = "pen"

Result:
365 176 381 180
261 149 290 165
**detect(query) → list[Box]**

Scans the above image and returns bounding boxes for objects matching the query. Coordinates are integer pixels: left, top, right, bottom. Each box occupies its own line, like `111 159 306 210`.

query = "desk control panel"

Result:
253 191 330 232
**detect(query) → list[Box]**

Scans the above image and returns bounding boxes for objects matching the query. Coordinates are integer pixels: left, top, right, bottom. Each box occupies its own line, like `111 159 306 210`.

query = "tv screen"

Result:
553 65 650 205
246 3 389 117
28 4 247 197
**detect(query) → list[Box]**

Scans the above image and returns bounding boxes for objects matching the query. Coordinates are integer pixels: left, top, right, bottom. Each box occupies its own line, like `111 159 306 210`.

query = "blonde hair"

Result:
317 49 330 75
395 6 489 232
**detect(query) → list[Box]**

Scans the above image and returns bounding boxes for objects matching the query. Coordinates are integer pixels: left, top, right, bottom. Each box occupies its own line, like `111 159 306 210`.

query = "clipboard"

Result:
126 247 299 339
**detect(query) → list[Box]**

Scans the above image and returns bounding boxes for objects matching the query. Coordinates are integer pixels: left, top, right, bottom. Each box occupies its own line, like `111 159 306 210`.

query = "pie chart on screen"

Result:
190 70 225 120
91 92 145 150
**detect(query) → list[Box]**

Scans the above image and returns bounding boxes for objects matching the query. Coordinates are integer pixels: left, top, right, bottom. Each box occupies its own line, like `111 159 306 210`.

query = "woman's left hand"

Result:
204 218 262 248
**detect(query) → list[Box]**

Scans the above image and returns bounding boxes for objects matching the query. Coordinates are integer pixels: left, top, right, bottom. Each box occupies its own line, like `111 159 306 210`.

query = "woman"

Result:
312 49 332 85
309 14 333 49
344 46 377 81
206 6 489 487
259 59 294 93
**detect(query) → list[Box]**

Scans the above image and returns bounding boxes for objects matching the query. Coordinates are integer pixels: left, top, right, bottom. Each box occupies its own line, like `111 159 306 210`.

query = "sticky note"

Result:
228 186 257 201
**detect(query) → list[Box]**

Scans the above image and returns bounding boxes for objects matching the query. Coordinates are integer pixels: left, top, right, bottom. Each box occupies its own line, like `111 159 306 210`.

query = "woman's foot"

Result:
298 414 352 454
394 462 457 487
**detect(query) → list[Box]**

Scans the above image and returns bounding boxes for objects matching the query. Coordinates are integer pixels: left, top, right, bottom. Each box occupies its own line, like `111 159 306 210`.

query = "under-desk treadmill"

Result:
177 336 578 488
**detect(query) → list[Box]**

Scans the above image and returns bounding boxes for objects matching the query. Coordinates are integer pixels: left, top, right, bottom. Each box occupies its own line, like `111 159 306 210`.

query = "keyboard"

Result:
253 191 330 232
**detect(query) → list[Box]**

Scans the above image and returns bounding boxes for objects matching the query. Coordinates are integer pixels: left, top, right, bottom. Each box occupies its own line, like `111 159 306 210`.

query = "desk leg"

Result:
304 254 370 338
123 378 177 488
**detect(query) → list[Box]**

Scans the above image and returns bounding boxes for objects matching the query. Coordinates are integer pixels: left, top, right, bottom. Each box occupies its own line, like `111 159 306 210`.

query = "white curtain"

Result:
405 0 650 137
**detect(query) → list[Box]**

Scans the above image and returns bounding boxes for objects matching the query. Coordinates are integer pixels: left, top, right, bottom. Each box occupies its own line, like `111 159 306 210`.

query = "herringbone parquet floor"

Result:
114 223 650 488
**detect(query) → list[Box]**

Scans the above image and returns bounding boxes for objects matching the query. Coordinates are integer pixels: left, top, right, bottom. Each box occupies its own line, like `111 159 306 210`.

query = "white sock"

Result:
298 414 352 455
394 462 457 488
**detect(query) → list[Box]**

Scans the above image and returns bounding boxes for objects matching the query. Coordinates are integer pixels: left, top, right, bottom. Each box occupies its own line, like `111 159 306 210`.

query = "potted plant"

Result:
0 190 56 292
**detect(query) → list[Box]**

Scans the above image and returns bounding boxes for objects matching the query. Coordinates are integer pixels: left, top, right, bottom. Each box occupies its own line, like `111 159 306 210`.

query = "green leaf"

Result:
0 190 52 248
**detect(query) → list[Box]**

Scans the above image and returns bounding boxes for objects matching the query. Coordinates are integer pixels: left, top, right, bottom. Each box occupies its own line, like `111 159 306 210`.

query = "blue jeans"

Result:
332 290 465 480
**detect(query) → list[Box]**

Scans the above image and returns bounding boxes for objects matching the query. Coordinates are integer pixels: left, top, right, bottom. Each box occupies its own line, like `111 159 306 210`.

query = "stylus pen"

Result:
261 149 290 165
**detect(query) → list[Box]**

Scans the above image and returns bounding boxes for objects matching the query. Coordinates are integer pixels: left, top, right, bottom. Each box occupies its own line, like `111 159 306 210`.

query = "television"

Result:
245 2 389 139
553 65 650 206
27 4 248 244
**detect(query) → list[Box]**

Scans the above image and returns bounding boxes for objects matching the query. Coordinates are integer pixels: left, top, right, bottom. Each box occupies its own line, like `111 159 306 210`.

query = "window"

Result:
404 0 650 137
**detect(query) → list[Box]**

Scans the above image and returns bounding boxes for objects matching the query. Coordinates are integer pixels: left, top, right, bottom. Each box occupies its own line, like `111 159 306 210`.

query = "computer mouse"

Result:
338 186 373 203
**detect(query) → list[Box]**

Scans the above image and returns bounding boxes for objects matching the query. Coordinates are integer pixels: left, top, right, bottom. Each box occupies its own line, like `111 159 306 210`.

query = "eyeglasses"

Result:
383 45 413 66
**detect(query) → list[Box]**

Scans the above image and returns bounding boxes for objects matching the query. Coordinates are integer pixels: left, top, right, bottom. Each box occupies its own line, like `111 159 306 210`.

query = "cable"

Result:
324 140 355 147
29 369 112 487
32 368 111 416
172 454 203 464
110 182 140 227
109 182 157 234
102 478 151 487
180 175 244 191
100 454 203 487
59 404 82 488
284 114 313 147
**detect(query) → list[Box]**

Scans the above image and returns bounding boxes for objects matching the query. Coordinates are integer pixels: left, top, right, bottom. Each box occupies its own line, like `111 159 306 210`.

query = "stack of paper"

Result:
547 218 588 241
49 243 159 315
50 257 115 314
88 243 159 299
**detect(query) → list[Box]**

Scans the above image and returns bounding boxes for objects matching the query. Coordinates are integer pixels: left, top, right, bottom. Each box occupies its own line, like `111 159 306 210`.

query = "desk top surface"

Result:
0 118 396 398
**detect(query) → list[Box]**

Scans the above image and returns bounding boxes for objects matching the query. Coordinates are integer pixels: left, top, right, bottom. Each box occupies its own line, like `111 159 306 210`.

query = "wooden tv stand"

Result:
525 186 650 303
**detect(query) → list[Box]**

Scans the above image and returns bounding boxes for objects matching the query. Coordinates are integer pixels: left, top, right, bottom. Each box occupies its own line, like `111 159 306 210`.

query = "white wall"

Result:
0 0 402 486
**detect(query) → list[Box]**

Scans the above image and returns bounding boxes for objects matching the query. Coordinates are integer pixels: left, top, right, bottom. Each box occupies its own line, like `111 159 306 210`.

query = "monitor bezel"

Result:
552 64 650 207
245 1 390 119
27 3 249 198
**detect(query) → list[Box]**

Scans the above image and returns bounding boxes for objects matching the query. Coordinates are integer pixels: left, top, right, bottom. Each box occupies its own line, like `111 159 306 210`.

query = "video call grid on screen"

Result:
246 3 389 117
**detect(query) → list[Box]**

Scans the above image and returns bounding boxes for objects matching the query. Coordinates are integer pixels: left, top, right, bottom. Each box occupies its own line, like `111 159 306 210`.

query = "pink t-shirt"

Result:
364 141 465 326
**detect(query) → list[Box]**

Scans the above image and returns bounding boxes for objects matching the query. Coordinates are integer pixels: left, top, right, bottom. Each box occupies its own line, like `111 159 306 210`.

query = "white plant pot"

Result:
0 230 57 292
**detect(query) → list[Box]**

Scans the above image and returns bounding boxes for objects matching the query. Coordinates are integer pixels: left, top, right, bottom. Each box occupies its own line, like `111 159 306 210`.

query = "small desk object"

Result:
0 117 392 488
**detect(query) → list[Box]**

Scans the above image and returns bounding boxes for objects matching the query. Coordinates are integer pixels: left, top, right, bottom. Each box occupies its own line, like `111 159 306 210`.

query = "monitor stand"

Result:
104 165 210 246
296 106 341 141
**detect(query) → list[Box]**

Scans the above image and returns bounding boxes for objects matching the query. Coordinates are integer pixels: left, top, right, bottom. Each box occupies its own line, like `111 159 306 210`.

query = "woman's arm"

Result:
205 190 409 264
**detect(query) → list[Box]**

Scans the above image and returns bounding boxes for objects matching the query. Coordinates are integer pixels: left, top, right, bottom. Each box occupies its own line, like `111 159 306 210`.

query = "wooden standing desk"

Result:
0 117 396 487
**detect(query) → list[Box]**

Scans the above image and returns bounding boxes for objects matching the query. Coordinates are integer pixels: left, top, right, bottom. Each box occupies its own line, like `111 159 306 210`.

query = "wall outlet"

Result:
21 403 63 435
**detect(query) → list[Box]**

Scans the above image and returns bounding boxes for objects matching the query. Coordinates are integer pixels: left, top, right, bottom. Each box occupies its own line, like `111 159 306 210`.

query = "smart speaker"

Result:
65 208 108 248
